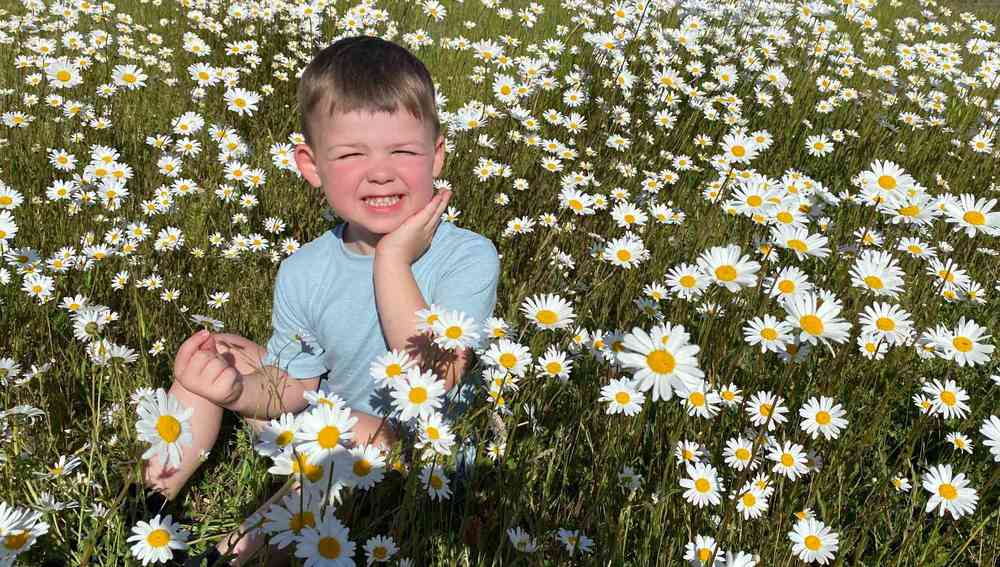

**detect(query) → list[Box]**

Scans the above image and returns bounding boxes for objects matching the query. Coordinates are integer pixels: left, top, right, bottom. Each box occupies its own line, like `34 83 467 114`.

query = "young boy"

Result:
142 36 500 565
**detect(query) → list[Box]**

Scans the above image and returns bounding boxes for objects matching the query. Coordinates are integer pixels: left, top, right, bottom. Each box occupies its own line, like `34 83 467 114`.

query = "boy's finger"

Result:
188 350 215 377
426 191 450 229
420 191 443 218
176 330 211 368
198 334 217 352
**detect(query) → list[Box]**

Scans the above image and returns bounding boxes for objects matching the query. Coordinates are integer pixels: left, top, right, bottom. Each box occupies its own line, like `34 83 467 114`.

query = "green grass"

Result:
1 0 999 565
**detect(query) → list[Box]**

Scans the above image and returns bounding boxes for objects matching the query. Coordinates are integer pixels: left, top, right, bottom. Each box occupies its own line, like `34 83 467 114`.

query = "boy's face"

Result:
294 107 445 241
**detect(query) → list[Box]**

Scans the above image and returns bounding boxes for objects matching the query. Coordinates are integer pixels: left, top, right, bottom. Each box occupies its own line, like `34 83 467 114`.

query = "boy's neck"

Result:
342 222 380 256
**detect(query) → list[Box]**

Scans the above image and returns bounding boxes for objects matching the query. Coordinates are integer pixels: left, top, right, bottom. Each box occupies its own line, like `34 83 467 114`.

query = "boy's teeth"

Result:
365 195 401 207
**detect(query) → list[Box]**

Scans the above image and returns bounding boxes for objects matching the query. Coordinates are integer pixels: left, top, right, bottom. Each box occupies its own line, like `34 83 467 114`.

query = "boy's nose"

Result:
365 162 395 184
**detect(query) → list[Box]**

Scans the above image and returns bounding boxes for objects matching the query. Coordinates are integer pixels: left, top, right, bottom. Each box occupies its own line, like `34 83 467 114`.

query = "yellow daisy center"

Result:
815 410 831 425
646 350 676 374
616 249 632 262
735 447 750 461
741 492 756 507
353 459 372 477
731 145 746 157
939 390 956 406
781 453 794 467
938 483 957 500
715 265 737 282
385 363 402 378
694 478 711 493
615 391 630 405
679 275 696 288
275 431 293 446
545 361 562 375
877 175 896 190
318 536 342 559
289 511 315 533
4 531 29 551
689 392 705 407
952 336 972 353
778 280 796 294
408 387 428 404
445 325 463 339
800 314 824 336
317 426 340 449
536 309 558 325
963 211 984 226
864 275 884 290
876 317 895 331
146 528 170 548
761 328 778 341
155 415 181 443
498 353 517 369
788 239 808 253
292 453 324 482
804 535 822 551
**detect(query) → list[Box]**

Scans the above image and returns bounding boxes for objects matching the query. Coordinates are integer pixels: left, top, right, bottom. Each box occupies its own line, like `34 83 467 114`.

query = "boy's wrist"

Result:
373 253 412 270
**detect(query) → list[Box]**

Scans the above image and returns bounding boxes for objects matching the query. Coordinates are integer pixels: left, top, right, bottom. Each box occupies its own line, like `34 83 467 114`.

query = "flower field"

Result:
1 0 999 565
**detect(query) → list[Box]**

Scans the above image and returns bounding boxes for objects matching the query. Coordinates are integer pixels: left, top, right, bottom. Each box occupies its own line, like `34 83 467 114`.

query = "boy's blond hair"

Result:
298 35 440 146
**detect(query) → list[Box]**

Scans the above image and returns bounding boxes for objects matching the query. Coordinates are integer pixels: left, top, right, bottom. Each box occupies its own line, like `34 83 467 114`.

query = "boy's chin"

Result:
351 218 405 236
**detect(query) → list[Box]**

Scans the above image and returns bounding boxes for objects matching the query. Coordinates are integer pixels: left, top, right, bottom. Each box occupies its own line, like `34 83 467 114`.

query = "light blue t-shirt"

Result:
262 221 500 417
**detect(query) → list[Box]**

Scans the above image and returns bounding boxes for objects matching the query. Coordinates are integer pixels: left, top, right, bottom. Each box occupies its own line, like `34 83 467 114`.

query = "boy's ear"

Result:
293 143 323 189
432 134 445 178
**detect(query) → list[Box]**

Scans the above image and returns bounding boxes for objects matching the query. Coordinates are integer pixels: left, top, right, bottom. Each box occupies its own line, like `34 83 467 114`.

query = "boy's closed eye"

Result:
337 151 417 159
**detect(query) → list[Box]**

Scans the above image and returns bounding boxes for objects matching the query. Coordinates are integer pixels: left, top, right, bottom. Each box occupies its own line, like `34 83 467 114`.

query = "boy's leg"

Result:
214 477 297 567
144 334 269 500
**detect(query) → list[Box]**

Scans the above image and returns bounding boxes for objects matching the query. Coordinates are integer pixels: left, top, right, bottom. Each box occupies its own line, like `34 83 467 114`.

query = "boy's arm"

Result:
223 366 319 420
220 365 394 446
373 255 470 390
224 367 395 447
372 190 471 389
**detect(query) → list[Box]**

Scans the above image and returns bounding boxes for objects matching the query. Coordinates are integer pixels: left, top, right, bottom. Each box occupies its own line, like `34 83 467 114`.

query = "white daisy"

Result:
390 367 446 422
127 514 189 566
135 389 193 470
618 324 704 402
922 464 979 519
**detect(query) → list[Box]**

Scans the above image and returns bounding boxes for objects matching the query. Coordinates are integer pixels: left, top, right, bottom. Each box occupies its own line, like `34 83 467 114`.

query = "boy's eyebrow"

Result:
329 141 424 149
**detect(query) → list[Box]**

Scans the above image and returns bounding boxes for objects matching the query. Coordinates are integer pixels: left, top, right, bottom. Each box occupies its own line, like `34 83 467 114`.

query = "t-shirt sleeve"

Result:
433 235 500 348
262 260 328 380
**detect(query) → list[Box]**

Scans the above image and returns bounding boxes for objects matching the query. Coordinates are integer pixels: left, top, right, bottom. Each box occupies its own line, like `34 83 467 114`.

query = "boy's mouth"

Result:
362 194 405 210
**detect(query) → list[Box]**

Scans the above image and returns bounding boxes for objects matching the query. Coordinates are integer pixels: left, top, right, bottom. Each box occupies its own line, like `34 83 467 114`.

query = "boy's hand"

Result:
375 189 451 265
174 330 244 407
